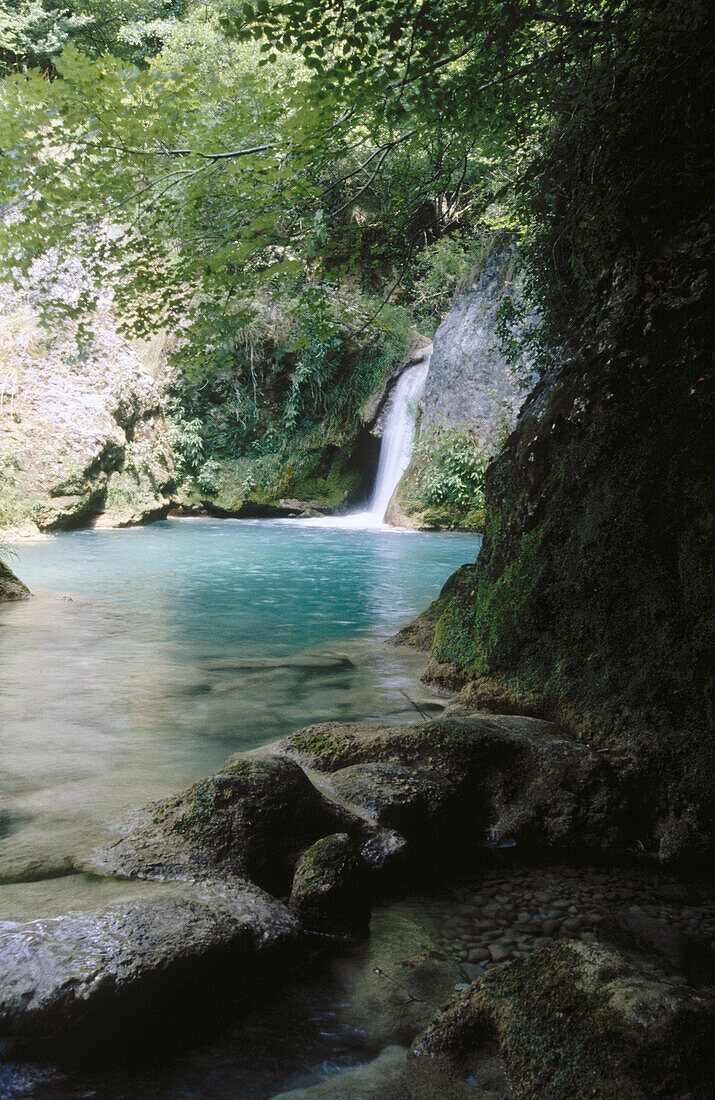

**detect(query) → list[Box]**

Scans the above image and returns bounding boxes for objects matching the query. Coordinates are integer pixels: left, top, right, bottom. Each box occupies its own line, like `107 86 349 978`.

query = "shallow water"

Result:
0 518 479 910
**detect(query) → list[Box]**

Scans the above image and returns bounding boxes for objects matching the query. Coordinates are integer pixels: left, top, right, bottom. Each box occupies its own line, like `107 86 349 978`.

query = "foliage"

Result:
164 412 204 477
406 232 490 335
396 423 496 529
0 0 710 502
166 284 410 465
0 536 18 563
0 1 189 76
423 428 487 510
0 1 635 352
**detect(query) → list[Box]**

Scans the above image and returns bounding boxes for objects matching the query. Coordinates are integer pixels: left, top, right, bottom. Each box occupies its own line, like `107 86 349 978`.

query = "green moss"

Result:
290 727 349 760
429 219 713 852
484 946 623 1098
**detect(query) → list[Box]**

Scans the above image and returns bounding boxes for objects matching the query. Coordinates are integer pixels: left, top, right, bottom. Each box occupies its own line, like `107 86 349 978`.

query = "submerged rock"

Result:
84 756 350 896
0 560 30 602
333 909 464 1047
270 1045 409 1099
409 940 715 1099
600 909 715 986
289 833 370 941
0 882 302 1046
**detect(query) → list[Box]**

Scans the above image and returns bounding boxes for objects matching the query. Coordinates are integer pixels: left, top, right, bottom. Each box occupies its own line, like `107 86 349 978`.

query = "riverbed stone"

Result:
0 881 302 1046
289 833 370 941
408 940 715 1100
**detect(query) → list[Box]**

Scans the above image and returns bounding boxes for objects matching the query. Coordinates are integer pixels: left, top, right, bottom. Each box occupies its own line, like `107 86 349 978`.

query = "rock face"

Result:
422 236 537 437
0 882 301 1045
0 560 30 601
409 940 715 1099
423 214 714 861
0 288 175 533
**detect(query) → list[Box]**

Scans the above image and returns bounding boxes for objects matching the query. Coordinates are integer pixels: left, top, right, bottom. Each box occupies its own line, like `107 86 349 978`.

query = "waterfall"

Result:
299 354 430 529
365 355 430 521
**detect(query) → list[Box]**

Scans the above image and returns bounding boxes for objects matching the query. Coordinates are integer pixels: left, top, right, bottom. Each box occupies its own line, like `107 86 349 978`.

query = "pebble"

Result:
488 944 510 962
423 864 714 984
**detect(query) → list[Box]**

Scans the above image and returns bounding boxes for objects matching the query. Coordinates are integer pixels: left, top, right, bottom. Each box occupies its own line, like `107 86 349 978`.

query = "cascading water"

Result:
302 354 430 529
366 355 430 521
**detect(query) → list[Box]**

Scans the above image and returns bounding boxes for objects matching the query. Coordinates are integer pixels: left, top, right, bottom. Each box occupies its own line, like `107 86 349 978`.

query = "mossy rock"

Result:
279 715 626 864
424 217 715 861
84 756 350 896
0 560 31 602
289 832 370 940
409 940 715 1099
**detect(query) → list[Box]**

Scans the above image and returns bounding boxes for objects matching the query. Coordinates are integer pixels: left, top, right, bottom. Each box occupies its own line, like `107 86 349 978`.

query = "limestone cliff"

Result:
422 237 536 435
0 289 387 533
422 213 714 862
389 237 537 530
0 287 176 533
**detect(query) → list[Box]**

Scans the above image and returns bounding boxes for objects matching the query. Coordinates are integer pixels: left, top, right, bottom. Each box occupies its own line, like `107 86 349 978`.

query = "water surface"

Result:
0 518 479 911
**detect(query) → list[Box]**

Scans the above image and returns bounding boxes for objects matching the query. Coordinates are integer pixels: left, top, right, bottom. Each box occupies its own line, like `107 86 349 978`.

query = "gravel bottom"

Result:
397 863 715 981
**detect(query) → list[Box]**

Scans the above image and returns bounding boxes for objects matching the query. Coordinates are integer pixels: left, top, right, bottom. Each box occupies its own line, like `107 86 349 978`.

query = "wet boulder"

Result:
0 882 302 1048
0 560 30 602
289 833 370 941
409 940 715 1099
84 756 350 896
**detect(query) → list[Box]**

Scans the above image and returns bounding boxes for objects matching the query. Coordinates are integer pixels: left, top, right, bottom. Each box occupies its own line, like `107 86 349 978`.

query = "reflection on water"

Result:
0 518 479 912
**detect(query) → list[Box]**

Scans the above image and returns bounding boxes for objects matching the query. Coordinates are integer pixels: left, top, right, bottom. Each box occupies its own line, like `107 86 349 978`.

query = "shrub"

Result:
423 428 487 510
196 458 221 496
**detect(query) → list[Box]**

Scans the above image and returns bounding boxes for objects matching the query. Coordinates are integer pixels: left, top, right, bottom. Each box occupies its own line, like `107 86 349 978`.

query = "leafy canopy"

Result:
1 0 704 363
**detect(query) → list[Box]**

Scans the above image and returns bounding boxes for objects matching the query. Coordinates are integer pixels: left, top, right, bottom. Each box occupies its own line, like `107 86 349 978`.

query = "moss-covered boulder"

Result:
0 560 30 602
84 756 351 896
289 832 370 941
409 940 715 1099
279 714 625 866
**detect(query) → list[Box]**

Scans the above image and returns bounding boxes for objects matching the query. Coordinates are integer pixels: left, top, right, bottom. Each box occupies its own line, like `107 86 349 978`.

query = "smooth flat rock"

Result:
0 881 301 1044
